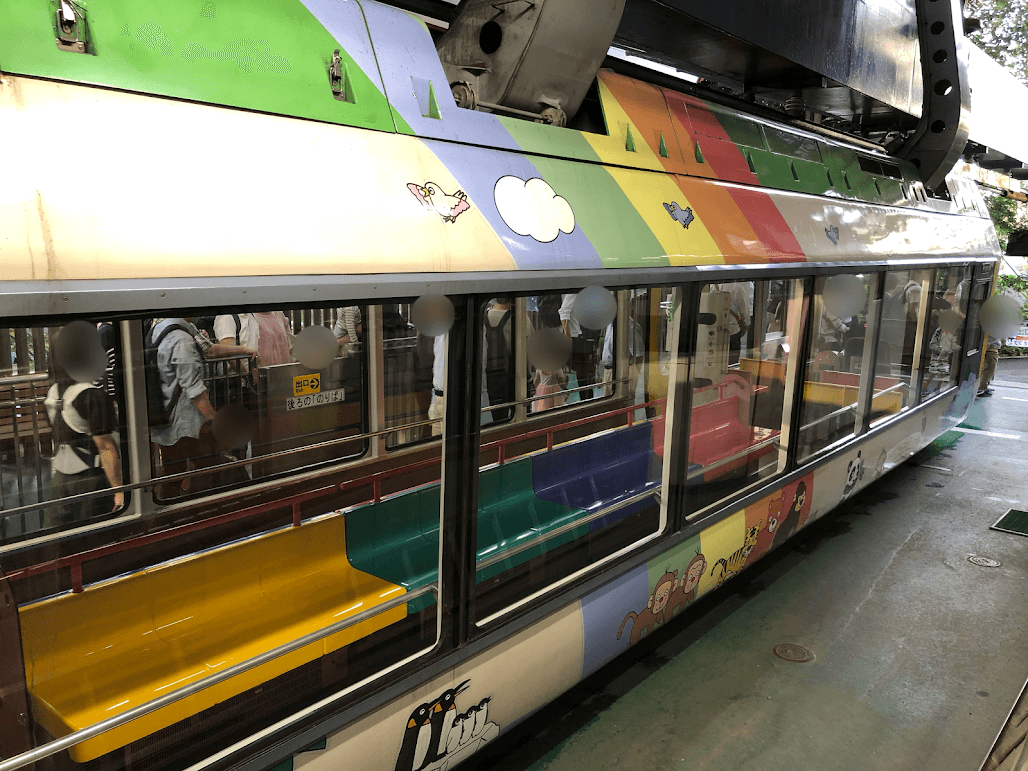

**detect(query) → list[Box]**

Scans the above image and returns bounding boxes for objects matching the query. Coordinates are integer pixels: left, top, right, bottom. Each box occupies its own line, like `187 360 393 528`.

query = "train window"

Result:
686 279 806 515
473 287 677 622
796 273 881 461
380 303 437 448
523 290 612 414
12 301 443 766
857 156 884 176
2 321 127 543
481 297 516 426
870 269 934 427
921 266 973 398
145 310 365 500
763 127 822 163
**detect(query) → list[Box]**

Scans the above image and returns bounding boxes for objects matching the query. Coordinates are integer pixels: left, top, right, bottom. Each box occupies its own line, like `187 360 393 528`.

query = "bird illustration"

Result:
471 697 491 737
663 201 695 229
422 680 471 768
825 224 840 244
408 182 471 223
444 716 464 754
395 702 434 771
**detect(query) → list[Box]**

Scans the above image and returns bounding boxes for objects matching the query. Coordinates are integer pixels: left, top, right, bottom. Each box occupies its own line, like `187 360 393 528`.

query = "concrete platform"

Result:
464 359 1028 771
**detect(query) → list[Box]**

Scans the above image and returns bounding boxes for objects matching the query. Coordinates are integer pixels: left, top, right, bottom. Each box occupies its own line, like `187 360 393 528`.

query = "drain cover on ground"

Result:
991 509 1028 537
772 643 815 663
968 556 1001 567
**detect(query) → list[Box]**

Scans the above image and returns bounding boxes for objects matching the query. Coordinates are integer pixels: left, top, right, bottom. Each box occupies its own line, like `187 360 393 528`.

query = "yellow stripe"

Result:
603 166 725 265
697 510 745 598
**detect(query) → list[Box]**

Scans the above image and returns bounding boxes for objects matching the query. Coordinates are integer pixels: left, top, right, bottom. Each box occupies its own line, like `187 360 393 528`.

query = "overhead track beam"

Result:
893 0 971 190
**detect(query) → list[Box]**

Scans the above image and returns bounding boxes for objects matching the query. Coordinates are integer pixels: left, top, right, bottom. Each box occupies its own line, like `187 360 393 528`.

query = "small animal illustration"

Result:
663 201 695 228
710 522 762 588
395 680 498 771
617 568 677 645
875 447 888 479
770 481 806 548
396 701 433 771
666 550 707 618
825 224 840 244
408 181 471 223
766 491 785 533
843 450 864 498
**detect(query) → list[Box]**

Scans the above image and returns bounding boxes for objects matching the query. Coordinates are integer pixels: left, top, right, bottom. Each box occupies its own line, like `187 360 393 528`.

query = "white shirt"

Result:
721 282 753 336
432 334 446 392
559 294 582 338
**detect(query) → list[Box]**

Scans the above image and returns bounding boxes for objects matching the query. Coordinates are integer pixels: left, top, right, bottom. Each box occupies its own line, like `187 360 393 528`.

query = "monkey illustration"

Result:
666 550 707 618
617 568 677 645
770 481 807 548
766 491 785 533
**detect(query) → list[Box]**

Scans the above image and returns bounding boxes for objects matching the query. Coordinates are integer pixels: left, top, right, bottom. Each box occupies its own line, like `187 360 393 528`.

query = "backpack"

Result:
537 295 562 329
484 309 511 373
144 322 201 429
45 382 102 474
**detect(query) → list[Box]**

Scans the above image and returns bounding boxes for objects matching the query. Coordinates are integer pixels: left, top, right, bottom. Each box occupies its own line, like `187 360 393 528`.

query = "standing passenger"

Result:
559 293 599 401
214 311 292 367
149 317 219 498
45 327 123 525
484 298 513 422
429 334 446 437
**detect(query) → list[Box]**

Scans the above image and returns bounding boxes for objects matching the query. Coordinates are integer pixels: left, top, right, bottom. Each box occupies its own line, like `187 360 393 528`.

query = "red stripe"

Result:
666 92 805 261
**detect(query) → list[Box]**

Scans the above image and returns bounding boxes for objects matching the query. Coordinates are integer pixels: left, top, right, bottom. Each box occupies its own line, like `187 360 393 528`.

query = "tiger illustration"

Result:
710 522 763 588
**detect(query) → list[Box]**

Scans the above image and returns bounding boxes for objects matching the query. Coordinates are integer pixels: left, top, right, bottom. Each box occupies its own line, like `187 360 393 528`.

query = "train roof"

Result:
0 0 1000 286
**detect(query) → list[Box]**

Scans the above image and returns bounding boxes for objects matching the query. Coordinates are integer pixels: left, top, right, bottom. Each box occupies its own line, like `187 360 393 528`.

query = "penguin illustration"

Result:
444 717 464 755
395 702 433 771
471 697 491 738
423 680 470 767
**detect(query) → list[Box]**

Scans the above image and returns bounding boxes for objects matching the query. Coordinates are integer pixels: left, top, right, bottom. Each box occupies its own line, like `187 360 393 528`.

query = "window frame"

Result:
467 284 682 630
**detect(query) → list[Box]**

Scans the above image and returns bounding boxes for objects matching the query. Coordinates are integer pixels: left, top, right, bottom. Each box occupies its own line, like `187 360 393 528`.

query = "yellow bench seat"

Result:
19 515 405 762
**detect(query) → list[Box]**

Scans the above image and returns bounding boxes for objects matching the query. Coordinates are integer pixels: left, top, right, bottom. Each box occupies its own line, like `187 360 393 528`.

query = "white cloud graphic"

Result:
493 176 575 243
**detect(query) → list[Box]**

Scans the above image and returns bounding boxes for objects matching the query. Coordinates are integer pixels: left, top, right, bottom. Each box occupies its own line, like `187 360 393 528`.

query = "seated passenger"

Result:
45 325 123 526
333 306 363 355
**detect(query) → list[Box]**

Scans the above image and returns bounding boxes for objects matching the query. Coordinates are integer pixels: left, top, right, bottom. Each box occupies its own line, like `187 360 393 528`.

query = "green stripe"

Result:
0 0 395 132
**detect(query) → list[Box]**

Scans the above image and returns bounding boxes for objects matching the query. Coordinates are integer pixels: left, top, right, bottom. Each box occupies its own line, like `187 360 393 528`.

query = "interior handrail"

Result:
476 487 660 570
479 375 634 414
685 433 780 480
4 485 338 592
480 397 666 462
800 379 908 432
0 582 437 771
338 396 666 506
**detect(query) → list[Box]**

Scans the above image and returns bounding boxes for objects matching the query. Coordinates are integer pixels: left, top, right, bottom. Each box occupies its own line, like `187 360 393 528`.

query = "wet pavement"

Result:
463 360 1028 771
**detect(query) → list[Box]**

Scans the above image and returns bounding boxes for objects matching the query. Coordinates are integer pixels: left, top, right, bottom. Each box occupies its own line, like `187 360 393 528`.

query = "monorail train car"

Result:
0 1 1000 770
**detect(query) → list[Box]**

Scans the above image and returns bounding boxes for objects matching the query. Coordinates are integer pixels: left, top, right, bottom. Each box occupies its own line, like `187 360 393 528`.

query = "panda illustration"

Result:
843 451 864 498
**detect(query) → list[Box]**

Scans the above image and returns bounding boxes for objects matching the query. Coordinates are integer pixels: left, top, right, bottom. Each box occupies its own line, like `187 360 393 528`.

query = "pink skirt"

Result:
532 382 565 413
